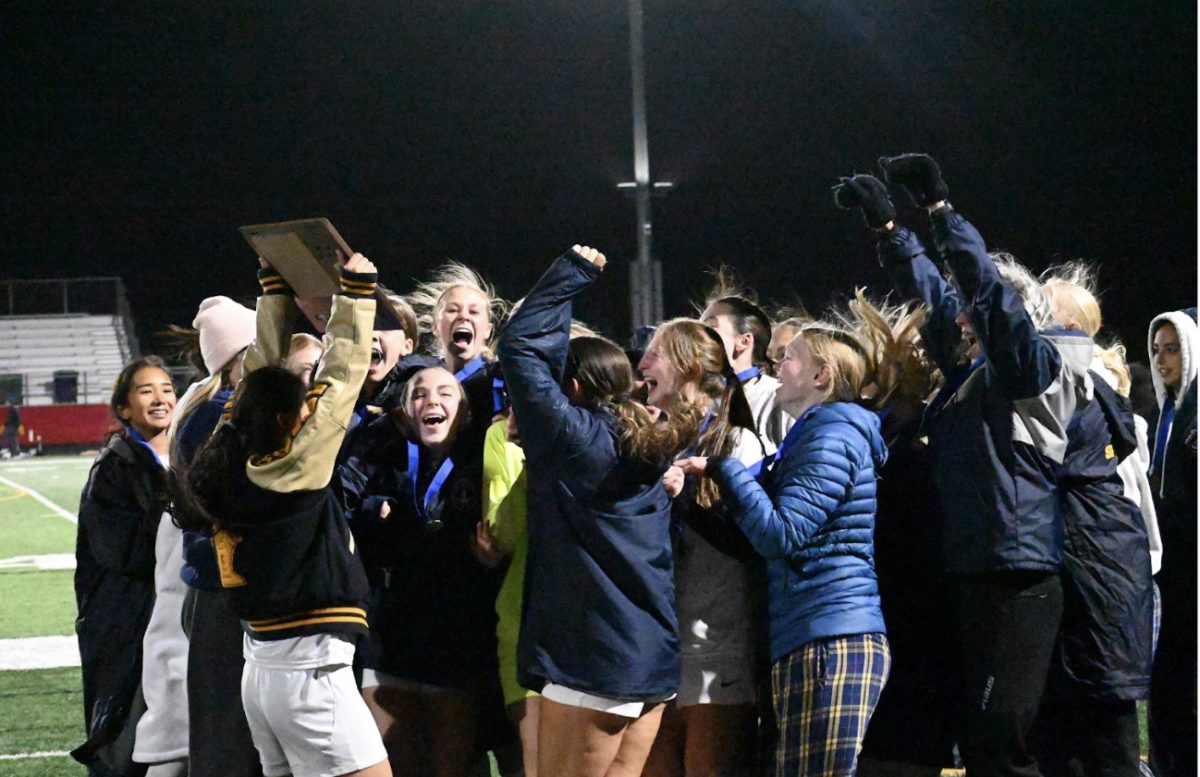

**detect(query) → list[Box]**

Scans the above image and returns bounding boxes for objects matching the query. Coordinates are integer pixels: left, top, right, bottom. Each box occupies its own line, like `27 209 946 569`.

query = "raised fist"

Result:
832 174 896 230
878 154 949 208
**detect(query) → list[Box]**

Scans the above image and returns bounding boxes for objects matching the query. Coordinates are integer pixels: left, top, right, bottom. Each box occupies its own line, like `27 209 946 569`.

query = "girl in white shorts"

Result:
174 255 390 777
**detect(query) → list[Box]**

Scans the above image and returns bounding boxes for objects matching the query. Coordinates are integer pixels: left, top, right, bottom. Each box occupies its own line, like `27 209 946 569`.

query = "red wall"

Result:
0 405 117 446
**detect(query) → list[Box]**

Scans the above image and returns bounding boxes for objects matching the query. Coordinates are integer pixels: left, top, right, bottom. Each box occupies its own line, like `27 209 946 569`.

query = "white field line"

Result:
0 750 73 760
0 554 76 570
0 463 91 472
0 474 78 523
0 635 80 670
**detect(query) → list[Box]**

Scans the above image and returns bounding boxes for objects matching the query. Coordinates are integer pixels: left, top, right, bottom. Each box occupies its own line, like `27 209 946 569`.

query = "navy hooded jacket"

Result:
881 210 1091 575
497 249 680 702
709 401 888 662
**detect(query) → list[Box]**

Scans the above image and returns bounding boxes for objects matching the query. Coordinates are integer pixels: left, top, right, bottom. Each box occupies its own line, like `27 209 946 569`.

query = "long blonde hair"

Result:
836 290 940 417
408 262 508 360
1038 263 1130 395
1041 261 1102 337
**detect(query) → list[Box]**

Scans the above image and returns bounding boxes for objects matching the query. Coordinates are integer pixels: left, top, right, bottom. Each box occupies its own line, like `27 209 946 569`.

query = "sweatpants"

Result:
183 587 263 777
955 572 1063 777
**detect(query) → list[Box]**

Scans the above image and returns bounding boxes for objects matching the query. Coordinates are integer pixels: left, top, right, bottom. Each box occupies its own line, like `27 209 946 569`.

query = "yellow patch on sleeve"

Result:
1104 444 1115 460
213 530 248 588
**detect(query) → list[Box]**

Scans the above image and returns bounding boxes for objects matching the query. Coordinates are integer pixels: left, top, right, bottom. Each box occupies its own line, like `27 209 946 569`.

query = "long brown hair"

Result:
171 366 307 531
565 336 700 467
647 319 759 506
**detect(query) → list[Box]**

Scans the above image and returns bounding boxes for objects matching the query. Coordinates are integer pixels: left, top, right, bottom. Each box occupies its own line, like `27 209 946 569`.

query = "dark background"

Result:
3 0 1196 357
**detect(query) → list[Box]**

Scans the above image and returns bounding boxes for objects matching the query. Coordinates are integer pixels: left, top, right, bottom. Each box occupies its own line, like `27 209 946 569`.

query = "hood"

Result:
1147 307 1198 411
819 401 888 470
1042 327 1096 403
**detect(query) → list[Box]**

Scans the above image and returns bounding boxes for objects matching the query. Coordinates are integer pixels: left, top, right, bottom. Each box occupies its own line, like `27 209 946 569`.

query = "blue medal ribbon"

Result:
408 441 453 532
736 366 760 383
454 355 485 383
492 377 506 414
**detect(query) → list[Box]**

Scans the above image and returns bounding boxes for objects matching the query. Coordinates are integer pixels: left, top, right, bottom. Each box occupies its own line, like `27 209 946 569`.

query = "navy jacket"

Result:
72 431 165 766
338 412 502 688
177 388 231 591
498 250 680 701
710 402 888 662
1056 375 1153 700
882 211 1090 575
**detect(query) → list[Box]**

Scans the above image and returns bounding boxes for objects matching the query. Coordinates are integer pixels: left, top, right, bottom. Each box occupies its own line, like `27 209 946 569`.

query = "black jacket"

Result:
339 412 502 687
72 431 165 766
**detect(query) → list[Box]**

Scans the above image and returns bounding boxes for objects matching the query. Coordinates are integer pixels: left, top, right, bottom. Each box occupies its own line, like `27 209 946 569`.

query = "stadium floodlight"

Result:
617 0 671 332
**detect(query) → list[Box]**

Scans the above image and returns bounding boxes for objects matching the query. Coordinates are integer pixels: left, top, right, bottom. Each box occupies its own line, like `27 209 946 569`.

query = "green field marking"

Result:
0 667 84 757
0 570 77 640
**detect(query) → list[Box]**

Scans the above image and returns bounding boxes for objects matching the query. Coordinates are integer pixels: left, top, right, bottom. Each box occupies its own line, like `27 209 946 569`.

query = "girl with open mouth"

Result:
339 364 506 777
498 244 703 777
637 319 769 777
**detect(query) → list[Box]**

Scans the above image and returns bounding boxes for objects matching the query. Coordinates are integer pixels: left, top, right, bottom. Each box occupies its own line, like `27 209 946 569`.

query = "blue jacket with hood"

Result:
497 249 680 701
709 401 888 662
880 209 1092 575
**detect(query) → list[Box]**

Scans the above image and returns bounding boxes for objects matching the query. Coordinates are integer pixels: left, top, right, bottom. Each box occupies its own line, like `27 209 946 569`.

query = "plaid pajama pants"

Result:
770 632 891 777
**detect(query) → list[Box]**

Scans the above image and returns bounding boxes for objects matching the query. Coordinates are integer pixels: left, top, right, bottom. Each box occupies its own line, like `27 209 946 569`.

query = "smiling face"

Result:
436 286 492 369
118 366 176 440
404 368 464 457
637 338 686 409
367 329 415 388
775 336 827 416
1153 322 1183 391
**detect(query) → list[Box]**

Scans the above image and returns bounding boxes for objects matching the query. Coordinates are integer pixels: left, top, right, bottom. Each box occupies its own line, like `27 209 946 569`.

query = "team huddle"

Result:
72 155 1196 777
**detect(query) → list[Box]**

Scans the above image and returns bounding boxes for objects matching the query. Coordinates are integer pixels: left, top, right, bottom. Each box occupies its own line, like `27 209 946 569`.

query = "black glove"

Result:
832 174 896 230
878 153 949 208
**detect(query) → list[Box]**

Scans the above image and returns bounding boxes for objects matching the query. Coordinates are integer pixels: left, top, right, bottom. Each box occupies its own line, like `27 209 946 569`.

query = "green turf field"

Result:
0 455 91 774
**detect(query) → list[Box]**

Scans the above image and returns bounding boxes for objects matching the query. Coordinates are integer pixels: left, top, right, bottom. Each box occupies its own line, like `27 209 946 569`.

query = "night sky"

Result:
3 1 1196 359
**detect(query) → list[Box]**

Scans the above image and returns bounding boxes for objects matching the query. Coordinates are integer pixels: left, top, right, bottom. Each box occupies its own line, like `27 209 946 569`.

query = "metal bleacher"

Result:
0 278 140 406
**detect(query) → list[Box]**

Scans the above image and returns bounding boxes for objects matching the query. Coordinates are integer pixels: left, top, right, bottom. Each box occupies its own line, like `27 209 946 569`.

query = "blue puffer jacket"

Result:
710 401 887 662
497 249 680 701
881 209 1091 575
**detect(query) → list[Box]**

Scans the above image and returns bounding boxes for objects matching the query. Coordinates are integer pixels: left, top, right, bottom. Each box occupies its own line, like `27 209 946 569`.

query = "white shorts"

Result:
676 652 757 706
541 683 673 719
242 662 387 777
360 668 455 694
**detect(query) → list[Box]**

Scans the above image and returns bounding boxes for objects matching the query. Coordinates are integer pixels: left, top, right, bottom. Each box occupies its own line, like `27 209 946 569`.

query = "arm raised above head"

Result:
497 247 612 460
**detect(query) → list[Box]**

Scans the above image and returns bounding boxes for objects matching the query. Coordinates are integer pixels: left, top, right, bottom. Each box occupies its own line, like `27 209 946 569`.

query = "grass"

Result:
0 457 84 640
0 570 76 640
0 667 85 753
0 457 91 773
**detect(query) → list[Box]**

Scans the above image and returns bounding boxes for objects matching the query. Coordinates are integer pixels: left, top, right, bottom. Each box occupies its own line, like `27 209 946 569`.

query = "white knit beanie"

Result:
193 296 257 375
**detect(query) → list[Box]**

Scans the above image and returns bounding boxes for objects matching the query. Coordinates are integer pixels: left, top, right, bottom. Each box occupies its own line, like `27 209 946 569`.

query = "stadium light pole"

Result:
618 0 671 333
